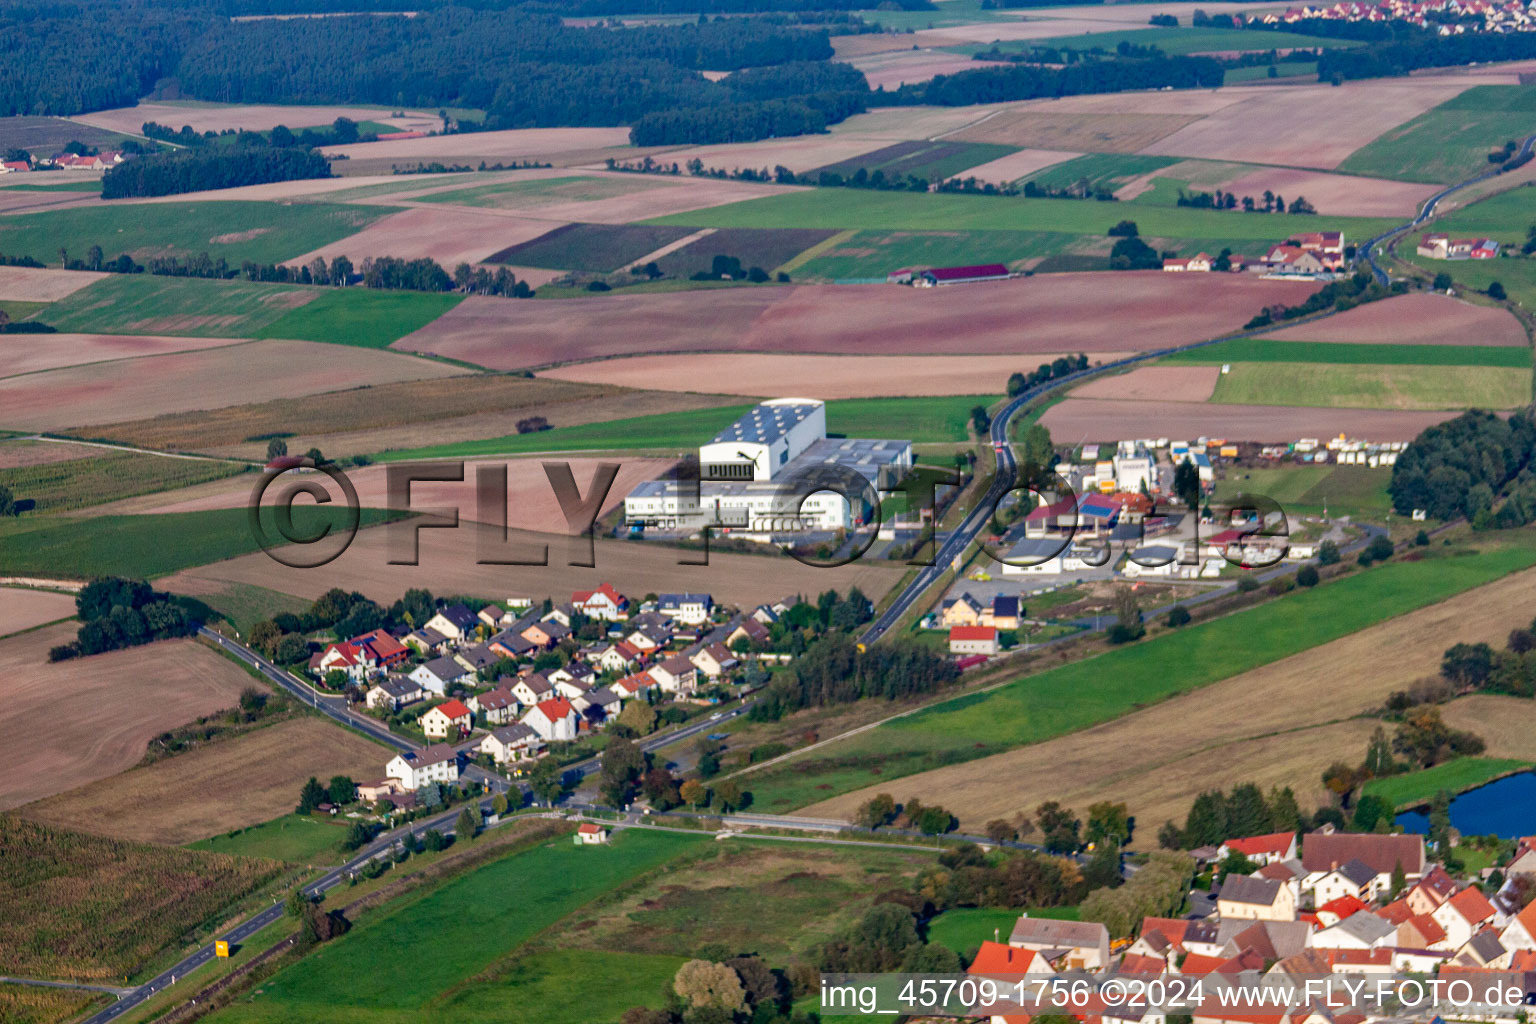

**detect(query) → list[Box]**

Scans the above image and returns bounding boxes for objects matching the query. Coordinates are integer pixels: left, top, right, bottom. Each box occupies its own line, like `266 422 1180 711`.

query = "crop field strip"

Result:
809 139 1021 181
1208 362 1532 410
0 451 248 514
484 223 696 272
1339 84 1536 183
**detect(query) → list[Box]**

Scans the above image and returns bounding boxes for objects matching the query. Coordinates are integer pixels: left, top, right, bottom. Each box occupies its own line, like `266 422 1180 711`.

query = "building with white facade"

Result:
624 399 912 537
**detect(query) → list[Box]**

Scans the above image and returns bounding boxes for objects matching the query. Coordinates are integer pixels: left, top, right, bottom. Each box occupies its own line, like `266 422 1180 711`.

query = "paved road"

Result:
1361 132 1536 285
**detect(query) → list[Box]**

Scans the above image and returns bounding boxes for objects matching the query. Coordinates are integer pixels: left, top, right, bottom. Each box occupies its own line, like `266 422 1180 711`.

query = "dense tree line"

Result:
875 53 1224 107
141 116 367 149
1007 355 1089 396
1079 851 1193 938
1243 271 1393 329
1317 22 1536 80
101 145 330 199
49 577 197 661
1389 410 1536 522
630 91 865 146
1159 782 1307 850
748 632 958 720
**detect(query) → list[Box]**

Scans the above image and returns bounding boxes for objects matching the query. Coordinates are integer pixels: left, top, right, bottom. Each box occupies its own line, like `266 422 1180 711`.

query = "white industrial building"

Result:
624 399 913 537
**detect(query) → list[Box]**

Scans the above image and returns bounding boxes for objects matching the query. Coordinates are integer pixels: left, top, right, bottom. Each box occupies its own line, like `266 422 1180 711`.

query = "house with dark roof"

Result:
409 656 469 696
423 603 479 640
1217 874 1295 922
1308 858 1379 907
365 676 424 711
1302 831 1424 898
1008 916 1110 970
478 723 541 764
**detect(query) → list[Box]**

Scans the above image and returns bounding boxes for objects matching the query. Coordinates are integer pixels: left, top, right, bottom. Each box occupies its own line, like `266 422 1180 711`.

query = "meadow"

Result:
792 228 1078 280
487 222 694 272
743 545 1536 812
925 905 1079 957
438 950 686 1024
0 507 399 579
42 275 315 336
254 288 463 349
1162 337 1532 367
1224 61 1317 83
1209 362 1531 410
1414 182 1536 240
377 395 995 460
993 25 1363 55
1363 756 1531 809
415 174 664 209
206 829 702 1024
0 452 247 513
1023 153 1181 192
189 812 354 862
0 201 391 265
1339 85 1536 184
1411 251 1536 310
1212 464 1392 518
644 187 1399 245
0 817 282 981
0 983 104 1024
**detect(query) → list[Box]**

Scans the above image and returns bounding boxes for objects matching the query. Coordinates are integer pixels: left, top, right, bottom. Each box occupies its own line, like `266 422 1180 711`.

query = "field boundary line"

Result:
621 227 715 272
20 435 249 464
0 975 134 996
775 228 856 275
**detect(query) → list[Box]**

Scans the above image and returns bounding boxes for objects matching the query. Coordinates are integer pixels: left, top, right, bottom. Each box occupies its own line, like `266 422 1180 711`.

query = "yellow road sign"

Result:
215 940 230 958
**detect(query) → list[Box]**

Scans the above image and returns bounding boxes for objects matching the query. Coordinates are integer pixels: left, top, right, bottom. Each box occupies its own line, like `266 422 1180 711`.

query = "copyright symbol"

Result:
247 458 360 569
1101 980 1129 1007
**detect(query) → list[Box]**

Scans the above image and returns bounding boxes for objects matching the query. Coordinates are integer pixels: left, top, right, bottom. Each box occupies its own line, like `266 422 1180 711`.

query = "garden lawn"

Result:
745 545 1536 812
0 507 399 579
205 829 701 1024
926 905 1079 957
0 201 391 265
1162 337 1532 367
188 813 352 863
254 289 462 349
1364 757 1531 809
643 187 1398 246
1339 84 1536 184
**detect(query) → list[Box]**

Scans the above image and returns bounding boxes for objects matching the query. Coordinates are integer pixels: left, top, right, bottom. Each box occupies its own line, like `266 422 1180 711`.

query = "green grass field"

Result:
792 228 1079 281
644 187 1398 246
814 140 1019 181
207 829 701 1024
1000 25 1359 54
0 451 248 513
188 814 352 863
0 507 398 579
1223 61 1317 82
486 222 694 272
926 906 1079 956
196 580 311 634
42 275 316 337
745 544 1536 812
1364 757 1531 809
415 175 665 210
377 396 994 460
254 289 463 349
0 178 102 192
1213 464 1392 518
1414 183 1536 241
0 201 390 265
0 298 48 321
1209 362 1531 410
1339 85 1536 184
437 950 686 1024
1163 337 1532 367
1007 153 1182 193
652 227 837 278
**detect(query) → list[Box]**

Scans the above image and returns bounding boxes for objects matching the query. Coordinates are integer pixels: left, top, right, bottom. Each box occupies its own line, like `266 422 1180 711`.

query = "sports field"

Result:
42 275 316 337
1339 85 1536 183
0 201 391 265
1209 362 1531 409
254 288 464 349
205 829 703 1024
744 545 1536 813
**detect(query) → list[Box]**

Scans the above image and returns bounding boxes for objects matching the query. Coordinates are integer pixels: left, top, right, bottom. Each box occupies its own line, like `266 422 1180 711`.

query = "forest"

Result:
100 145 330 198
876 53 1225 106
1317 27 1536 79
1389 409 1536 525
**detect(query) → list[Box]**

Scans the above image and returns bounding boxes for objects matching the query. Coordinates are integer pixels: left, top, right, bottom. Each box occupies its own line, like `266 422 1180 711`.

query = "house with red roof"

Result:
576 821 609 844
1432 885 1499 950
421 698 472 740
312 642 372 682
1405 864 1459 915
572 583 627 621
522 697 578 741
351 627 409 669
918 263 1010 287
1316 894 1370 927
949 624 999 656
967 941 1053 979
0 160 28 173
1219 831 1298 866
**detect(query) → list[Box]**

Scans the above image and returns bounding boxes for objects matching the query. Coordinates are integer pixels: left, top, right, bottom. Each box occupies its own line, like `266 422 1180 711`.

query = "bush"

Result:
1236 575 1261 593
1165 605 1192 627
1297 564 1320 587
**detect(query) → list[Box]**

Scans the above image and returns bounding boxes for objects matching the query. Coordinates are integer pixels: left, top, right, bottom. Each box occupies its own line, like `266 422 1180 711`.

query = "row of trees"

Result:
1007 354 1090 397
1175 188 1316 215
1158 782 1308 850
1316 21 1536 81
1079 850 1194 938
100 146 331 199
1243 270 1395 329
49 577 197 661
141 115 367 150
747 632 959 721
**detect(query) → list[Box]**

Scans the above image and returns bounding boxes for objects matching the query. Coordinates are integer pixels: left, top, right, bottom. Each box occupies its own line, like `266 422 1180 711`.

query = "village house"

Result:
1453 930 1511 969
1301 831 1424 900
478 603 508 628
1416 232 1499 260
409 655 469 696
576 822 610 844
1432 885 1499 951
949 624 999 656
1405 864 1459 915
1219 831 1299 866
1162 251 1213 272
689 643 737 679
1008 916 1110 970
626 622 671 654
510 672 554 707
940 592 984 627
967 941 1055 979
1217 875 1296 922
311 642 374 683
520 619 569 648
356 777 407 802
613 671 657 701
453 644 501 675
468 686 519 725
575 685 622 720
1500 896 1536 951
572 583 628 621
648 655 699 695
658 592 713 625
385 745 462 789
488 628 536 660
725 617 769 649
422 603 480 641
351 628 409 669
594 640 641 673
523 697 578 742
365 676 424 711
478 723 542 764
404 627 450 655
1311 911 1396 951
986 595 1021 630
421 698 472 741
1309 859 1379 906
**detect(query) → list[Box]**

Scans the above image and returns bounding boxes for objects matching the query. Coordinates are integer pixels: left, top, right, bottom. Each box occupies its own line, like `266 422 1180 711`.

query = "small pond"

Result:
1395 771 1536 839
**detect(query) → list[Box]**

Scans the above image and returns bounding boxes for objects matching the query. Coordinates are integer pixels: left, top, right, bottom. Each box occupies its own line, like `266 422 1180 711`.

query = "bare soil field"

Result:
803 565 1536 834
320 126 633 164
1040 398 1461 442
1214 166 1440 217
0 332 247 379
1265 292 1529 346
654 136 906 176
0 439 99 468
407 172 801 226
0 586 77 638
947 111 1201 153
72 102 440 136
115 457 671 533
947 147 1081 184
541 352 1136 398
847 50 1012 90
399 273 1319 369
165 520 908 613
19 717 387 844
76 374 737 459
1139 80 1474 168
0 339 460 433
830 31 960 56
1441 694 1536 761
1073 365 1221 402
0 265 105 301
114 173 439 206
835 105 1003 141
282 206 559 268
0 625 254 810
